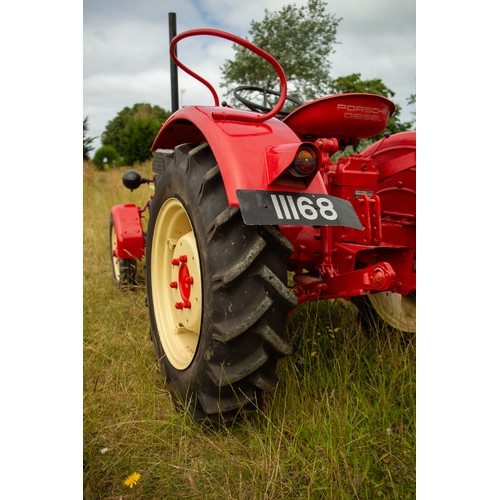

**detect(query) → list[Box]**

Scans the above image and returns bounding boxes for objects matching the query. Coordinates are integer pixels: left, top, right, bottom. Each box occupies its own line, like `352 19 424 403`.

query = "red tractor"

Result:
110 29 416 422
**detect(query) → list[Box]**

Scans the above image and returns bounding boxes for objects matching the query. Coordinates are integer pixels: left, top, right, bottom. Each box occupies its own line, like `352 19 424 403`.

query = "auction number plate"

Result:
236 189 363 228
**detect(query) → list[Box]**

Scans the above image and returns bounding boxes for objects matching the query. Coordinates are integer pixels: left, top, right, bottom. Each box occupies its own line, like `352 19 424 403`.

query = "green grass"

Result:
83 161 416 499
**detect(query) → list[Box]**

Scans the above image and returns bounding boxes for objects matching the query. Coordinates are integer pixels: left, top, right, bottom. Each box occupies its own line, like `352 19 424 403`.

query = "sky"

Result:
83 0 416 153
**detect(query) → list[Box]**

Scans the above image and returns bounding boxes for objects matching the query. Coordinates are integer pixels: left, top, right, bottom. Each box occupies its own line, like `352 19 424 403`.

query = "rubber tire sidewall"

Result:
146 147 215 408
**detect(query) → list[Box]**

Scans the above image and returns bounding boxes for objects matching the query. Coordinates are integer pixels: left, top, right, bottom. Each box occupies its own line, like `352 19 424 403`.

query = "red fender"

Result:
150 106 328 206
362 131 416 182
362 131 416 217
111 204 145 259
361 131 416 248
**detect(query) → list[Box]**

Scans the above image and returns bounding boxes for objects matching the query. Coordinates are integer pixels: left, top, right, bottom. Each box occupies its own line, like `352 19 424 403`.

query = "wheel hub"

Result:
169 231 202 332
171 260 193 307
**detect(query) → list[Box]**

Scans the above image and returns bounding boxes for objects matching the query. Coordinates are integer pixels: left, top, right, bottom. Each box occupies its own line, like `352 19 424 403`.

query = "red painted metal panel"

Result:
151 107 328 205
111 204 145 259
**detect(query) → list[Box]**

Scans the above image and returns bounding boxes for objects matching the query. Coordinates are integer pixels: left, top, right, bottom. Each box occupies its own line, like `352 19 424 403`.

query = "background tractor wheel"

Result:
354 292 416 333
109 215 137 288
146 142 297 423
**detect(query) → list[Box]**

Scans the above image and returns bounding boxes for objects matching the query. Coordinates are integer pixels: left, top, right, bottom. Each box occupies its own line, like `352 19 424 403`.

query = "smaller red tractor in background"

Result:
109 29 416 422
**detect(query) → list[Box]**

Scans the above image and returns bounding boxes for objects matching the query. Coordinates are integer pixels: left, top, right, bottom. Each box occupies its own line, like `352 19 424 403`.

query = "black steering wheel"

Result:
233 85 303 119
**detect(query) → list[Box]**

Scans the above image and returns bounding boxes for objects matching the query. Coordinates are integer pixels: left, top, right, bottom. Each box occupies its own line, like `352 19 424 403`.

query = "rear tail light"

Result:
287 147 318 177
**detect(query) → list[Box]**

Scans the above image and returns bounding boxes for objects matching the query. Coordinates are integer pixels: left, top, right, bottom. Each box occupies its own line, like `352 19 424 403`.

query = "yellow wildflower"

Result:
124 471 141 488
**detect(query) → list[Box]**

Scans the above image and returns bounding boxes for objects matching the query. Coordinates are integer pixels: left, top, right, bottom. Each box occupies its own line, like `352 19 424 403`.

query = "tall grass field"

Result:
83 161 416 499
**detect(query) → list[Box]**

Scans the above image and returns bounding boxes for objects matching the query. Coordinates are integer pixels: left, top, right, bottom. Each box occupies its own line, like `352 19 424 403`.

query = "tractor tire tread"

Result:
147 141 294 422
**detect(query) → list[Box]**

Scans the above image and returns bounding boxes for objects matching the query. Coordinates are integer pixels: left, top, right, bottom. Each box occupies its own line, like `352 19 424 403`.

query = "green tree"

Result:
83 116 97 160
220 0 413 137
101 103 170 165
120 116 163 165
220 0 341 102
93 145 121 171
407 93 416 128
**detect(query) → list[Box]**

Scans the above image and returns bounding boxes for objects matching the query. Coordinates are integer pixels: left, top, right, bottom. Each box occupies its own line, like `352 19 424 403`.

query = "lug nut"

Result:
175 302 184 309
172 258 179 266
183 300 191 309
170 281 178 288
179 255 188 263
185 276 194 285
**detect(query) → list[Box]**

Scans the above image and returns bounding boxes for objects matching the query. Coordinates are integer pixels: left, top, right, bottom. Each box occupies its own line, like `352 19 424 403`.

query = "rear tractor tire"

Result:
146 142 297 423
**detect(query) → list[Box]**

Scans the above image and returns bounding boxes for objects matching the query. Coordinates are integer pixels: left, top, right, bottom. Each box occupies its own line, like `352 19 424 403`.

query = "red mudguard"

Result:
150 106 328 206
111 204 145 259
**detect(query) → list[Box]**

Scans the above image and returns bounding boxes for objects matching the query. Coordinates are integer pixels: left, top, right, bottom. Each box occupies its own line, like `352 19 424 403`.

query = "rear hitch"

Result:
294 261 398 303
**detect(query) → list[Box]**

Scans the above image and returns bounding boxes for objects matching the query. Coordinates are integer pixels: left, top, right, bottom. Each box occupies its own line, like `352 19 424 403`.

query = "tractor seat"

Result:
283 93 395 141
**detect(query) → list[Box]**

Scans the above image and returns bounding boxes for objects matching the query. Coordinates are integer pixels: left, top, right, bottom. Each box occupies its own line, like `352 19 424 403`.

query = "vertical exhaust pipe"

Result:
169 12 179 113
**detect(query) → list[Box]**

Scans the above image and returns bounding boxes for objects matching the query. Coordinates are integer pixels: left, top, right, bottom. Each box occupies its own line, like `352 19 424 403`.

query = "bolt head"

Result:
373 269 384 285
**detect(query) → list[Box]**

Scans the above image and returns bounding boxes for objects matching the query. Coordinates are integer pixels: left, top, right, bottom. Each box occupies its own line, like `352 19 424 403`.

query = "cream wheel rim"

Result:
111 225 121 280
151 198 203 370
368 292 416 333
